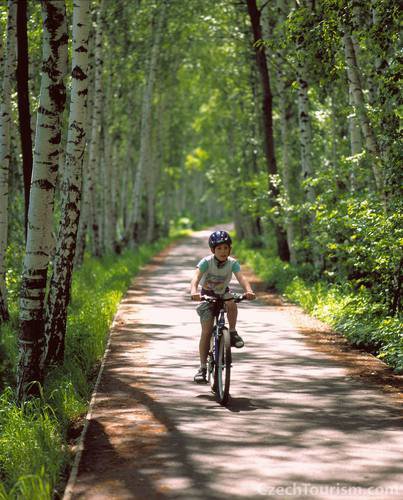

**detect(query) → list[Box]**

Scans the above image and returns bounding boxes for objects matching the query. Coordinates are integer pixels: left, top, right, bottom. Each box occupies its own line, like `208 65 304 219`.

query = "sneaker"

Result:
194 367 207 383
230 330 244 348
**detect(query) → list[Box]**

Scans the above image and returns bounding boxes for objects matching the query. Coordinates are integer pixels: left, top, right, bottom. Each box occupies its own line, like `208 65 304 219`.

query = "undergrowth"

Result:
0 232 188 498
235 242 402 373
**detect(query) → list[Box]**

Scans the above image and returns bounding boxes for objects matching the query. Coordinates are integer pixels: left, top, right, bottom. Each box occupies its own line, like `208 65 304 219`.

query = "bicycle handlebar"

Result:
200 293 247 303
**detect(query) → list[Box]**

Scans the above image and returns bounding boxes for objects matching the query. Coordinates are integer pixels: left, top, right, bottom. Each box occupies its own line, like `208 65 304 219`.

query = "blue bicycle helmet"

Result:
208 230 232 250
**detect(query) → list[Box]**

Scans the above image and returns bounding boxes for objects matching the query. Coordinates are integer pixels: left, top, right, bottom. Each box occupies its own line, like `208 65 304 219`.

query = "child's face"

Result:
213 243 231 261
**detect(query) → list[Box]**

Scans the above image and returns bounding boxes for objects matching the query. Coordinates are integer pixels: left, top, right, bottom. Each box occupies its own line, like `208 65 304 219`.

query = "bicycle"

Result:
201 293 246 405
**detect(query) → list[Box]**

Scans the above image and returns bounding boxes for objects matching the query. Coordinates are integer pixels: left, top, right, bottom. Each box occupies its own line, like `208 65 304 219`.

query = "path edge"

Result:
61 235 191 499
62 310 116 500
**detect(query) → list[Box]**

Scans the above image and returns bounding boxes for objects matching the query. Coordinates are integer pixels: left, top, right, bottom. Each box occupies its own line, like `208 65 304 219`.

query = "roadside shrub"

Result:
239 242 402 373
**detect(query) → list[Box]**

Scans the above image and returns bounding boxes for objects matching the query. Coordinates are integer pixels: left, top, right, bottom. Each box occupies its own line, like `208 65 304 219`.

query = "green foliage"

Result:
0 389 65 497
235 241 297 291
238 241 402 374
310 193 402 313
0 0 401 491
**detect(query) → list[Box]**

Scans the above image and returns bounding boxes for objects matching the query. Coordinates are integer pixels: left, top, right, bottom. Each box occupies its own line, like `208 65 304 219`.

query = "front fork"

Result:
208 311 226 380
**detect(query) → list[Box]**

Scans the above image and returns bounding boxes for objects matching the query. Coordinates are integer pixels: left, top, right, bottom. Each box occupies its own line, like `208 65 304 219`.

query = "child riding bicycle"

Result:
190 230 255 383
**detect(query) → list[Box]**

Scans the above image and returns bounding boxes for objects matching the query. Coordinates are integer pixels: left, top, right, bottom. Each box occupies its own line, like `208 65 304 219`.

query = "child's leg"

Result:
199 318 214 366
225 300 238 331
226 300 244 348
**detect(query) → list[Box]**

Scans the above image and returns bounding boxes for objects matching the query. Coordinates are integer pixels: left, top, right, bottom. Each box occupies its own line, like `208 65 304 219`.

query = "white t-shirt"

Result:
197 255 241 294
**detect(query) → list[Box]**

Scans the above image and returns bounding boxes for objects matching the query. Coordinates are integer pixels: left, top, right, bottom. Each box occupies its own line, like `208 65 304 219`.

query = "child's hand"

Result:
191 293 201 301
245 292 256 300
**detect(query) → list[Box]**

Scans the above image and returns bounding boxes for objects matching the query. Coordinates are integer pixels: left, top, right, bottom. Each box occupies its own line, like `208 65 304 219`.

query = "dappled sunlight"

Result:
70 230 403 499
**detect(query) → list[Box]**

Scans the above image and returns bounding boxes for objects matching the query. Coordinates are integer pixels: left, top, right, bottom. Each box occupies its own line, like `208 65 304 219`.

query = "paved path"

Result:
66 230 403 500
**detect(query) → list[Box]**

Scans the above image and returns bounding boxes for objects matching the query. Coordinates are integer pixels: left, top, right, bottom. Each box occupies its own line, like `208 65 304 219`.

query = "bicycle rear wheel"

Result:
214 327 231 405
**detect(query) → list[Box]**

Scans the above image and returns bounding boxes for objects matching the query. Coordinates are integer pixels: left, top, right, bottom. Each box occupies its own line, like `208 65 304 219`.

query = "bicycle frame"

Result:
202 293 245 404
211 298 227 358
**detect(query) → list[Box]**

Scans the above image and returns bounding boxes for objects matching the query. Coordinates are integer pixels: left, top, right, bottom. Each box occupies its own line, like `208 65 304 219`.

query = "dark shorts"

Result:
196 288 234 322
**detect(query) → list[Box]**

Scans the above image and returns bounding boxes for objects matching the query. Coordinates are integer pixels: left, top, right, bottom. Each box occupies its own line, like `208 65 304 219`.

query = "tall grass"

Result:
235 242 403 373
0 235 186 498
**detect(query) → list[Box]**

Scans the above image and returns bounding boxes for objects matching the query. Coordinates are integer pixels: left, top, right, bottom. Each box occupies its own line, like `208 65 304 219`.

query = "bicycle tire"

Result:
215 327 231 405
207 336 215 389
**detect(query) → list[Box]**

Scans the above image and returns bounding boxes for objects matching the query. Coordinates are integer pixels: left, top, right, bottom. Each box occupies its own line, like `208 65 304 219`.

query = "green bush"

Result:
237 241 402 374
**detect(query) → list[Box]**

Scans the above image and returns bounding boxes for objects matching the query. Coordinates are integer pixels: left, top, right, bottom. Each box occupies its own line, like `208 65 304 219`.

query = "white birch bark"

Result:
129 2 166 244
0 0 17 322
29 58 37 146
146 102 164 243
279 95 297 265
74 29 95 266
348 86 362 191
145 156 156 243
87 0 105 257
348 87 363 156
17 0 68 400
294 2 322 270
102 127 115 252
342 27 383 194
120 146 130 238
109 142 118 247
44 0 91 367
296 60 315 204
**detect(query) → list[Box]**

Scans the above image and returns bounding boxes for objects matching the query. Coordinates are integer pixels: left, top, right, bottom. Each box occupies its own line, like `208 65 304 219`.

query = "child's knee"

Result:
225 300 237 312
201 318 214 334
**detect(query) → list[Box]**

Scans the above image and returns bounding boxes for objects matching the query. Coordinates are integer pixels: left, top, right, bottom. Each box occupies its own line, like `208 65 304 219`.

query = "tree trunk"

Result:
102 127 115 253
129 2 166 244
74 28 95 266
87 0 105 257
272 0 297 264
0 0 17 323
17 0 68 400
348 86 362 191
342 26 383 195
146 102 164 243
246 0 290 261
16 0 33 238
279 95 297 265
296 60 315 204
44 0 91 368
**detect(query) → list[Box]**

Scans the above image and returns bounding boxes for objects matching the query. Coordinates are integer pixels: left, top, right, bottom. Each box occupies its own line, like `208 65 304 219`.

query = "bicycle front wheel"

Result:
215 327 231 405
207 335 215 389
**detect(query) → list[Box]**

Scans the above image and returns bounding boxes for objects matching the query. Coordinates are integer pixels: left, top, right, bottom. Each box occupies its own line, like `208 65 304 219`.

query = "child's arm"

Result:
190 268 204 301
234 271 256 300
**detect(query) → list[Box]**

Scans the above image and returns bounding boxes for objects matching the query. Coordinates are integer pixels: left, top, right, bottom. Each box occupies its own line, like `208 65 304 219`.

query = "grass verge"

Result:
0 232 189 498
235 242 402 374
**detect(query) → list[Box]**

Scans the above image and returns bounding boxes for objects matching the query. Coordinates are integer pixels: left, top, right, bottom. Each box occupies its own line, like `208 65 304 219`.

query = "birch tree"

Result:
44 0 91 368
102 129 116 253
296 47 315 205
74 29 95 266
145 101 164 243
129 1 166 244
17 0 68 400
342 21 383 195
347 86 362 191
0 1 17 323
87 0 105 257
272 0 297 264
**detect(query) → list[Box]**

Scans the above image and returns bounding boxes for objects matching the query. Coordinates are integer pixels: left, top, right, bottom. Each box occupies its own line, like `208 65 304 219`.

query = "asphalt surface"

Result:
66 230 403 500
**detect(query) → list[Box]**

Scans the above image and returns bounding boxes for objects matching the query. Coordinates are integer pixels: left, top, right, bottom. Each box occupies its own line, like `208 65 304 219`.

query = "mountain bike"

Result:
202 293 246 405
